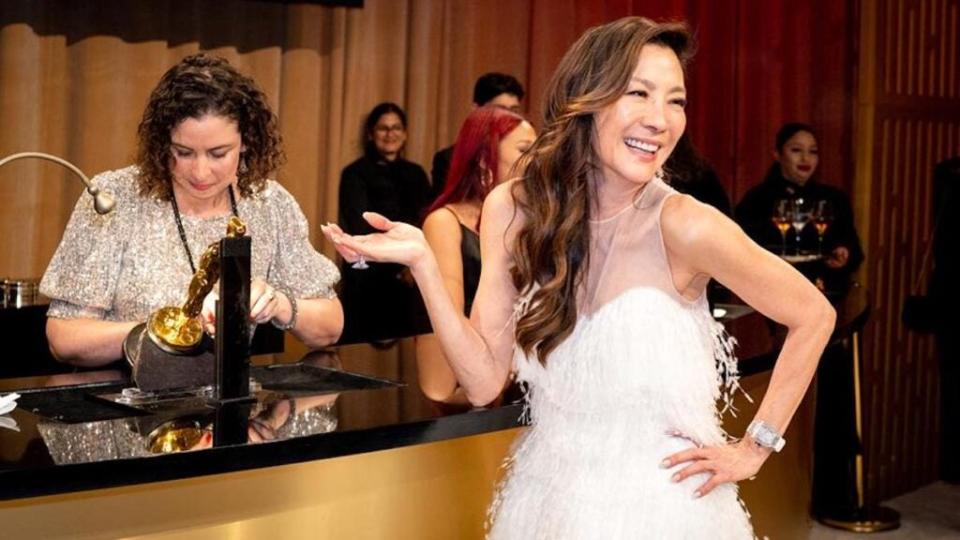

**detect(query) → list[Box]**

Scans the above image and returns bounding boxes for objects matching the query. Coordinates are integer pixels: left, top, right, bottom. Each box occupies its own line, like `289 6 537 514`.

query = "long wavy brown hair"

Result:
511 17 693 364
135 53 285 200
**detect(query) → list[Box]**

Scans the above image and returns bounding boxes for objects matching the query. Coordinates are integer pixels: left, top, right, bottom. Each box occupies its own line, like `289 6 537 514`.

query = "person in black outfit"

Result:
736 123 863 293
430 73 524 200
338 102 430 342
931 157 960 482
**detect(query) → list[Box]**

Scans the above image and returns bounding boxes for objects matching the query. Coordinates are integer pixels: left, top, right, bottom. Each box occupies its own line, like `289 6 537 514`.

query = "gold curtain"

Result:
0 0 533 279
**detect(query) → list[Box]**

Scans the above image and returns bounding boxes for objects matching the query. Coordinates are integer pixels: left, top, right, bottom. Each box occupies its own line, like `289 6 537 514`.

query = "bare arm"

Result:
273 295 344 348
321 182 522 406
46 317 139 367
662 195 836 493
665 195 835 433
415 208 467 402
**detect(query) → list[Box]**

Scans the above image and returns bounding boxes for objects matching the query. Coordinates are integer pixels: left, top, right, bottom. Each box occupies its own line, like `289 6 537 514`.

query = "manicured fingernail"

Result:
693 490 702 499
671 473 680 482
660 459 670 468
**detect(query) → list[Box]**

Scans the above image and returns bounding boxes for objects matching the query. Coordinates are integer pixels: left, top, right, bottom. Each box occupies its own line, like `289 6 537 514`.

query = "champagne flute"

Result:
813 200 834 256
791 197 812 255
771 199 793 256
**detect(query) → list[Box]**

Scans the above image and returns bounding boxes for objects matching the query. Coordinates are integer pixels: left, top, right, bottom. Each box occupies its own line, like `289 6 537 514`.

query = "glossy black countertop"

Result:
0 285 868 502
0 346 524 502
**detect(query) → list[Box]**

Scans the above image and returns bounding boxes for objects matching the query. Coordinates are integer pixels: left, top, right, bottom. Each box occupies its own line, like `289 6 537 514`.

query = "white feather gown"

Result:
487 178 755 539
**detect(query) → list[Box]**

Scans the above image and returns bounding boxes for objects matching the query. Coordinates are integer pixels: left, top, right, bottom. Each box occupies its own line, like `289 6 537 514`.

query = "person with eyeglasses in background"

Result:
337 102 431 342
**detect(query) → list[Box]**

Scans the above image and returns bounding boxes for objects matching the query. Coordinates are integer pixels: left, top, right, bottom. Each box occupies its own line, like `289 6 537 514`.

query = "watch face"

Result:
758 431 775 446
749 421 783 451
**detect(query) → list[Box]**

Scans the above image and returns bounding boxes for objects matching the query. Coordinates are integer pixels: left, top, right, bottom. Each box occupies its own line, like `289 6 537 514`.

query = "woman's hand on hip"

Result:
662 438 770 497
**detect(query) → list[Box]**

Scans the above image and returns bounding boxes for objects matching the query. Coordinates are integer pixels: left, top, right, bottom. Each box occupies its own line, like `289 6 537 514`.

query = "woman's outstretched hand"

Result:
321 213 431 270
662 437 770 498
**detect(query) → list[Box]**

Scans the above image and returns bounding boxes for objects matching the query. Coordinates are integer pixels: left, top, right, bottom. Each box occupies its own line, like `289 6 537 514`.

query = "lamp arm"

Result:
0 152 115 214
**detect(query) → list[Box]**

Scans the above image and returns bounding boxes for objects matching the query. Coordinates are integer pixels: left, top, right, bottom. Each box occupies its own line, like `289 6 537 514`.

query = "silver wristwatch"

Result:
746 420 786 452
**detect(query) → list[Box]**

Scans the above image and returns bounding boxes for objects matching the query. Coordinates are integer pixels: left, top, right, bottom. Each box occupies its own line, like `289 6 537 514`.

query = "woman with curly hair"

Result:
41 53 343 366
323 17 833 538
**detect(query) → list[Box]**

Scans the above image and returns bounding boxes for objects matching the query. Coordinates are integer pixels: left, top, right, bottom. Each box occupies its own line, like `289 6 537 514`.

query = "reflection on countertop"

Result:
0 343 524 501
37 391 339 465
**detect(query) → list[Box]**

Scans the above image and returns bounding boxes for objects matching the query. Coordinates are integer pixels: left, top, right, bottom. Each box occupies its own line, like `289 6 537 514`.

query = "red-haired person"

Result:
416 106 535 403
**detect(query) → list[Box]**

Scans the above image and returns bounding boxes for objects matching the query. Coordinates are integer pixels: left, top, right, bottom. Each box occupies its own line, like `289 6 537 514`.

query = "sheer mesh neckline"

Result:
577 178 701 315
587 182 652 224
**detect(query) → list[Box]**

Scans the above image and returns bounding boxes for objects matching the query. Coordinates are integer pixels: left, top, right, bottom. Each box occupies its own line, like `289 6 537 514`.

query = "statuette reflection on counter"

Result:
147 216 247 354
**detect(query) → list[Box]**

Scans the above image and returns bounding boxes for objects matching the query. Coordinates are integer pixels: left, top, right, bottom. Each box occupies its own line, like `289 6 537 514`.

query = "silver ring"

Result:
351 255 369 270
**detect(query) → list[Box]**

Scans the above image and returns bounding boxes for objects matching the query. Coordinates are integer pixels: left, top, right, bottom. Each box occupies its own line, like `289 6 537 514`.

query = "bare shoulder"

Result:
661 193 738 251
424 206 460 228
423 207 462 237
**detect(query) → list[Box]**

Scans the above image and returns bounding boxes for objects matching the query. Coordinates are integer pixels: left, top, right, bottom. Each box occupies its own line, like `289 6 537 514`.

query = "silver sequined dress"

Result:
40 166 339 321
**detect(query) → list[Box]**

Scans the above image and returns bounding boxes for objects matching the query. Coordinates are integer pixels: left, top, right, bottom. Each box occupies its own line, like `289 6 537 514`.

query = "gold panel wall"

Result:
855 0 960 502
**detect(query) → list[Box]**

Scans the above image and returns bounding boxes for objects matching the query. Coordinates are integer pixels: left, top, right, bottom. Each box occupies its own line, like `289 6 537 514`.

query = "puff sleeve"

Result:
39 167 139 319
263 182 339 300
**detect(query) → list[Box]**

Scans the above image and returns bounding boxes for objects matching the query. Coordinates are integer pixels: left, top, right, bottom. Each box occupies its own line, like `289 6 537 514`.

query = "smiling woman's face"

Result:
775 130 819 185
371 112 407 161
593 44 687 192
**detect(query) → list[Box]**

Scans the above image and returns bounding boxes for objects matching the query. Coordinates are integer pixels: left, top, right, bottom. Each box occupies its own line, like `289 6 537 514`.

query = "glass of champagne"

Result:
771 199 793 256
813 200 834 256
791 197 812 255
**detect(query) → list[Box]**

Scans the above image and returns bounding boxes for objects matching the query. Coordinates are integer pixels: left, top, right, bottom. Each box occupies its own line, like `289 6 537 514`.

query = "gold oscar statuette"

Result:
147 418 207 454
146 217 247 354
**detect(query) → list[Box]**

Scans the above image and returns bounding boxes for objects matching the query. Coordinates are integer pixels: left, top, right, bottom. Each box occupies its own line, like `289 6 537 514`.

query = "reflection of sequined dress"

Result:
38 401 338 464
40 166 339 321
487 179 754 539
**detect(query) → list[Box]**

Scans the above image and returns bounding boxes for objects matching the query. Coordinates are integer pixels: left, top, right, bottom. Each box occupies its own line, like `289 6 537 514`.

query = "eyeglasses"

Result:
374 124 405 135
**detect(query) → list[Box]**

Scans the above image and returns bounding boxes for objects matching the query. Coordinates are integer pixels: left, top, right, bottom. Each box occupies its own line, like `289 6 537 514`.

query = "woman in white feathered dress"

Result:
323 16 835 539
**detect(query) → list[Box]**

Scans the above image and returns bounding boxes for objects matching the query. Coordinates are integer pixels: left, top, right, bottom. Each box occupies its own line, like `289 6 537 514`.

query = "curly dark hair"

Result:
135 53 285 200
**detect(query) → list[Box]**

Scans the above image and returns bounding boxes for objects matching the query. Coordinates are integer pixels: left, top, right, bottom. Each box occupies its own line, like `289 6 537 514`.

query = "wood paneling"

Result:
856 0 960 502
